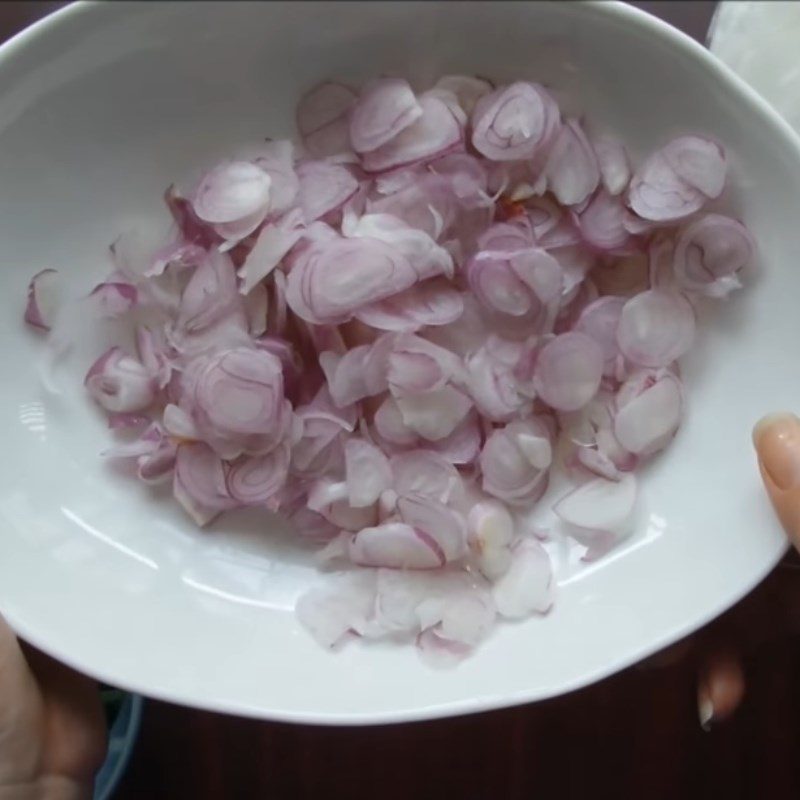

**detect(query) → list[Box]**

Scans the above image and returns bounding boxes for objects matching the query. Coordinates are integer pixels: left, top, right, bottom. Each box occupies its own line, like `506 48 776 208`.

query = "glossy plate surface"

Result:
0 1 793 723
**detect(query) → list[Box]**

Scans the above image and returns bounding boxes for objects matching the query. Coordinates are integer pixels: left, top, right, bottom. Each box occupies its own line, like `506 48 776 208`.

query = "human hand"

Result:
690 413 800 729
752 413 800 550
0 613 106 800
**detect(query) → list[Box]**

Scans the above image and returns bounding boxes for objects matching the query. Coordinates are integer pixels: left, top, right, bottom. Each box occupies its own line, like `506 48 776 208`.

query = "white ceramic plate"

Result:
0 1 796 725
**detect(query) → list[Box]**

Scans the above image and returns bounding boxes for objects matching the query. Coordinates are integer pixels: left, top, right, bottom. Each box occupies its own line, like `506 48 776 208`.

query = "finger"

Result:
697 646 745 730
0 613 43 782
22 644 107 782
753 413 800 550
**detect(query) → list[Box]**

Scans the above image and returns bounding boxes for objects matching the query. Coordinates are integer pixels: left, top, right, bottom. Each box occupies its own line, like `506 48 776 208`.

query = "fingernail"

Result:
698 680 714 732
753 412 799 447
753 413 800 491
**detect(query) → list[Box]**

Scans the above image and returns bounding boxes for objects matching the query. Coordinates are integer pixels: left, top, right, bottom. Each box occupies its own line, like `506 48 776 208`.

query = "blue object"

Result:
93 693 144 800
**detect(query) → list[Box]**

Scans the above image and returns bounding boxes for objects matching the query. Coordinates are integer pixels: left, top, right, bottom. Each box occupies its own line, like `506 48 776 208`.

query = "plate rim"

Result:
0 0 794 724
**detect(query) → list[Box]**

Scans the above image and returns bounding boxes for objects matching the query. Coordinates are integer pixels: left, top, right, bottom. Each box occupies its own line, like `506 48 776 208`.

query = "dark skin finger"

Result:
21 643 107 782
690 414 800 727
0 613 106 795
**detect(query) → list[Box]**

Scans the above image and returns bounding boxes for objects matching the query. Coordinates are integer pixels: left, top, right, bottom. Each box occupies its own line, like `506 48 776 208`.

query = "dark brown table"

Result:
8 3 800 798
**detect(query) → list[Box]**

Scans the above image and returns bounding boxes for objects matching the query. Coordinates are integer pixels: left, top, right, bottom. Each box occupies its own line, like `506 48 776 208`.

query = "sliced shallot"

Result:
628 135 726 222
544 118 600 206
471 81 560 162
24 269 60 331
34 69 757 665
672 213 754 298
480 418 552 506
296 160 359 223
89 282 138 318
594 137 631 196
492 540 553 619
554 472 637 558
617 289 696 368
192 161 271 225
349 522 445 569
344 438 392 508
613 369 683 456
532 332 604 412
361 92 464 173
349 77 423 153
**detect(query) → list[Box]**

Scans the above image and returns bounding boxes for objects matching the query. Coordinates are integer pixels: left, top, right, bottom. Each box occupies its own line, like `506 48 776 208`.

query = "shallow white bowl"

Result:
0 1 796 725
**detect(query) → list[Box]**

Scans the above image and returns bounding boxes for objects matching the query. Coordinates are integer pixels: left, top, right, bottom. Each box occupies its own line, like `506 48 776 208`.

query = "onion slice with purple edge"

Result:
374 395 419 446
349 77 423 154
397 493 467 561
139 444 178 484
285 235 419 324
471 81 560 162
617 289 696 368
467 500 514 580
355 280 464 332
296 571 376 649
296 161 359 223
360 92 464 173
628 135 727 222
146 241 206 278
252 139 299 216
480 419 552 506
391 449 463 504
386 333 463 396
662 135 727 198
554 472 637 558
532 332 604 412
463 339 526 422
349 522 445 569
341 211 454 281
416 577 496 665
344 438 392 508
394 385 473 442
594 137 631 196
492 540 553 619
24 269 60 331
89 281 138 318
84 347 156 414
238 208 304 294
544 118 600 206
576 190 631 251
429 412 481 465
173 443 240 526
466 246 562 322
192 161 271 224
225 447 289 505
613 369 683 456
672 213 754 298
319 346 377 408
574 296 625 374
31 70 758 665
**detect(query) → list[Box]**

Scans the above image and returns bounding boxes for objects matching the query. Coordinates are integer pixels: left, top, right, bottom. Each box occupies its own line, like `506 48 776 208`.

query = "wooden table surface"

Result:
117 626 800 800
9 3 800 799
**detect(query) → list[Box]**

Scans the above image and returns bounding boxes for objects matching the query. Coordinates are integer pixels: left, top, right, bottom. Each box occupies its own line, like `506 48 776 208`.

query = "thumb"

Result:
753 413 800 550
0 612 44 783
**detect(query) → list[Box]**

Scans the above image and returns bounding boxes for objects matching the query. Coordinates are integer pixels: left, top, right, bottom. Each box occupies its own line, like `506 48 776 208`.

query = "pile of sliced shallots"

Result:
25 75 755 665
